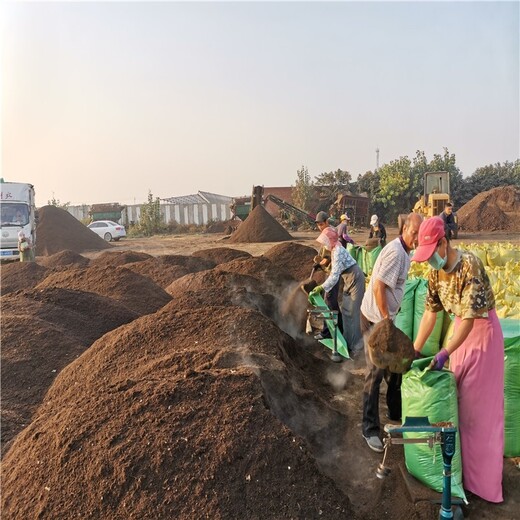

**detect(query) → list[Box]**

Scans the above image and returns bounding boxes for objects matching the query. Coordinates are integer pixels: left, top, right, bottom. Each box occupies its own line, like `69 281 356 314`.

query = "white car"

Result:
87 220 126 242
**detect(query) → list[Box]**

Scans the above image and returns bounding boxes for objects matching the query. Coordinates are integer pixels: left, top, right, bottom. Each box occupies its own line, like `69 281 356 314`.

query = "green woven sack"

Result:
501 319 520 457
402 360 467 501
413 279 443 356
346 243 359 262
365 246 383 276
394 278 420 339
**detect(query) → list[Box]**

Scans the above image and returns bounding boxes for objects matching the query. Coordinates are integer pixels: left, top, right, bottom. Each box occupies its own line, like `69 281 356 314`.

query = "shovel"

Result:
301 264 320 295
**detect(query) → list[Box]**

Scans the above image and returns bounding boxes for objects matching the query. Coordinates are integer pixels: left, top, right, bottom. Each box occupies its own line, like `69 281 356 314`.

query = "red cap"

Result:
412 217 446 262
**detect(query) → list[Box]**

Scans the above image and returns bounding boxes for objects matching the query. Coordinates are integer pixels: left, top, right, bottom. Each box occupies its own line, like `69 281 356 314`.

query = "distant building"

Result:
67 191 233 226
159 191 232 225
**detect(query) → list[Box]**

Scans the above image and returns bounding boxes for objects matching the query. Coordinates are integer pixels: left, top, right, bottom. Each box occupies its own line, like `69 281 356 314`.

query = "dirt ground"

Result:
80 227 520 260
1 227 519 520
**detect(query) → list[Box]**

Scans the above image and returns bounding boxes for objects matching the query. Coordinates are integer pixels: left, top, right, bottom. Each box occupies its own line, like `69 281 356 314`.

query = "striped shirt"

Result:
360 237 411 323
322 243 357 293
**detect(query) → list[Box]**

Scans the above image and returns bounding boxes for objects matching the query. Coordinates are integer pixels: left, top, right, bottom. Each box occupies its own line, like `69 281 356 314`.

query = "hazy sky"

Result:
2 1 519 206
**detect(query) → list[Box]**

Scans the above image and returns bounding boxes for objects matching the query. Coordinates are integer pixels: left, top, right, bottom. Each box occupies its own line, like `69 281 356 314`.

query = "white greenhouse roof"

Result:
162 191 232 205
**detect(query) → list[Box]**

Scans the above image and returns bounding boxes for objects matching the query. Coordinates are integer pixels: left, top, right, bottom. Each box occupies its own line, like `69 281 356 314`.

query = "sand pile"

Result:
35 205 112 256
1 287 137 453
38 250 90 269
0 262 49 295
229 205 293 243
192 247 252 265
35 265 171 316
264 242 319 282
457 185 520 232
123 254 216 288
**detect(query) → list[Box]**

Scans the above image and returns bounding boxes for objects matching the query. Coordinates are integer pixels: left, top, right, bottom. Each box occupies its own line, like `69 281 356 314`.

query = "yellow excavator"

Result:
399 171 457 237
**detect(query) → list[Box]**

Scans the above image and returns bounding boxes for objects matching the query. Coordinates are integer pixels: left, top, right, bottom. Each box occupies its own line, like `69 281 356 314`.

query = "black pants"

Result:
321 278 343 337
361 313 402 437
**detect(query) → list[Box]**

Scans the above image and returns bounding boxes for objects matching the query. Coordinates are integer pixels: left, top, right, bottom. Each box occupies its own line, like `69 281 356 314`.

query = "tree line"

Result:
293 149 520 224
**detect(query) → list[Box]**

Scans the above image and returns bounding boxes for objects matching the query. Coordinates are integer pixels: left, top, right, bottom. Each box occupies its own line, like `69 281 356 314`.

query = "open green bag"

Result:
501 319 520 457
394 278 420 340
401 359 467 501
413 279 443 356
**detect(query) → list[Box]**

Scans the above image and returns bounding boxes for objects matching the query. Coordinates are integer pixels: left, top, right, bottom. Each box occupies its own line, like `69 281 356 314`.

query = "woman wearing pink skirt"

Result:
411 217 504 503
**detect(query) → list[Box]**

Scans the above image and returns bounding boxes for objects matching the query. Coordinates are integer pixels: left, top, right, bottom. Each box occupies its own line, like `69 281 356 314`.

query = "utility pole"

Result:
375 148 380 172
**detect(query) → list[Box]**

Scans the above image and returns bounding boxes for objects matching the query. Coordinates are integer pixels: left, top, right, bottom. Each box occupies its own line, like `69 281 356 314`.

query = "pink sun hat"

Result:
412 216 446 262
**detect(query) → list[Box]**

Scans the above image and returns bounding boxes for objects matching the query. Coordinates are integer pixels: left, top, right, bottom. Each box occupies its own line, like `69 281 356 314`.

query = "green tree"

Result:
314 169 352 201
47 194 70 210
355 169 386 220
139 190 163 236
292 165 314 211
373 156 416 222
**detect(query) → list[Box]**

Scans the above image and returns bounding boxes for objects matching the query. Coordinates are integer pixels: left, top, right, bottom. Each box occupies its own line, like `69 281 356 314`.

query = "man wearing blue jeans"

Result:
359 212 422 452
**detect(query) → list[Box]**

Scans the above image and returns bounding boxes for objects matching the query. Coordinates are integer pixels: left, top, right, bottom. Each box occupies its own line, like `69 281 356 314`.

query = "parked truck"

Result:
0 180 37 261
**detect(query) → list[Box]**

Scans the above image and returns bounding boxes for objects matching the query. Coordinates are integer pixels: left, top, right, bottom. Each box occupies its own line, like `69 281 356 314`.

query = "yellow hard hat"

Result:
340 214 349 221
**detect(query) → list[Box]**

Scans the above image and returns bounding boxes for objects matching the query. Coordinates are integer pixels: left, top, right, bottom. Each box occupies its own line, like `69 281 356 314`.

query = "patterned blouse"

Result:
322 244 357 293
425 251 495 319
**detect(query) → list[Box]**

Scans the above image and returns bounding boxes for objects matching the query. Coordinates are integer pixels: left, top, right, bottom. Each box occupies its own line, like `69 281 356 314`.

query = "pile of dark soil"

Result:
38 250 90 269
215 256 295 289
0 304 358 519
0 287 138 454
192 247 252 265
206 218 241 234
89 250 153 268
263 242 319 281
229 205 293 243
124 254 216 288
2 244 518 520
35 265 171 316
166 270 262 298
457 185 520 232
38 249 90 269
35 205 112 256
0 262 48 295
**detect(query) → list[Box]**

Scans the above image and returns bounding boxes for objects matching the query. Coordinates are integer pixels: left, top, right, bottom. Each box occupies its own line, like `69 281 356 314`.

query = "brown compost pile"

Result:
457 185 520 232
228 205 293 243
35 205 112 256
1 244 518 520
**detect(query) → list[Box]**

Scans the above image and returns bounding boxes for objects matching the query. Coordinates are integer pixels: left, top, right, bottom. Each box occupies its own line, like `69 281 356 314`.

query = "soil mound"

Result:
192 247 252 265
35 205 112 256
457 185 520 232
1 304 354 519
0 262 48 296
124 254 215 288
215 256 295 290
206 218 241 234
264 242 319 281
166 270 262 298
0 316 82 456
228 205 293 243
35 265 171 316
38 250 90 268
1 287 138 453
90 250 153 268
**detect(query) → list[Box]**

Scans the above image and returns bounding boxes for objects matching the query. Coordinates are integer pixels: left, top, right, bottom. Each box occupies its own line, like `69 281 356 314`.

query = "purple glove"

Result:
430 348 449 371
